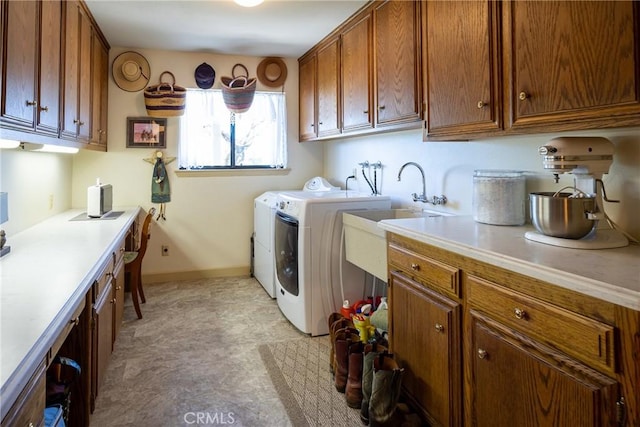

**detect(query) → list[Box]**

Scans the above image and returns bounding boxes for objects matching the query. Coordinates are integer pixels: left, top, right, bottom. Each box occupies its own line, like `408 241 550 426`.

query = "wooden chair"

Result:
124 207 155 319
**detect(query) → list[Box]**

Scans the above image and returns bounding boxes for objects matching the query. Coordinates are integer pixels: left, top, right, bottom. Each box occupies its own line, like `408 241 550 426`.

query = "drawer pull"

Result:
69 317 79 326
514 308 527 320
434 323 444 333
477 348 488 359
410 263 420 271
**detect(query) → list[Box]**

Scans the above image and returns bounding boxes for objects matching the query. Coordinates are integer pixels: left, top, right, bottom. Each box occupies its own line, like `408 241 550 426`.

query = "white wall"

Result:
323 127 640 240
0 149 73 235
71 47 323 279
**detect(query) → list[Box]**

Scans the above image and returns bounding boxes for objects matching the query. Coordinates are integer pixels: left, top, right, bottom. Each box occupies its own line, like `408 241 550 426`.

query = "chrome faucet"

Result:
397 162 447 205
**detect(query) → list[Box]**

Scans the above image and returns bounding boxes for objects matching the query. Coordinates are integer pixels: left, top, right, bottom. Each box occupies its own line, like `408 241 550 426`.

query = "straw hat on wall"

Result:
257 57 287 88
112 51 151 92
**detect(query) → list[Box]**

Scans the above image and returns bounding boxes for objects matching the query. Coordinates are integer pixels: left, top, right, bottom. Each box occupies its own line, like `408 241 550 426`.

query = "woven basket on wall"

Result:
221 64 257 114
144 71 186 117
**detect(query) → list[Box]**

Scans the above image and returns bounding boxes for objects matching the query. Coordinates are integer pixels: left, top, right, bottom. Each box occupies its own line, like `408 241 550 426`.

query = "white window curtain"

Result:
179 89 287 169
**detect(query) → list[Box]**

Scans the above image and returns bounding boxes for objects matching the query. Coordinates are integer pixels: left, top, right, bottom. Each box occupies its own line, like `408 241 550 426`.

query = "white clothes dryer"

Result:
253 191 280 298
274 190 391 336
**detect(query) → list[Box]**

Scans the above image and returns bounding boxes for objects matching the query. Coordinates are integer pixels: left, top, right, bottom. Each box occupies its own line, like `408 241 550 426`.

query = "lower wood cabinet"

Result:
468 313 619 427
389 271 461 427
1 360 46 427
386 233 636 427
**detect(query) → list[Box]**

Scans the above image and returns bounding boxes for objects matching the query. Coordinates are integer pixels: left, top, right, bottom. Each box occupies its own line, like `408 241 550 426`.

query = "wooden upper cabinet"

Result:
62 0 91 142
37 0 62 135
374 0 421 127
316 37 341 138
91 31 109 148
1 1 38 129
341 12 373 132
505 0 640 130
424 0 502 139
298 54 316 141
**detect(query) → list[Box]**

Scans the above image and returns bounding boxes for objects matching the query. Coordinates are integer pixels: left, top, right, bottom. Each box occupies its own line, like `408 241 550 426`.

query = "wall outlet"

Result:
161 245 169 256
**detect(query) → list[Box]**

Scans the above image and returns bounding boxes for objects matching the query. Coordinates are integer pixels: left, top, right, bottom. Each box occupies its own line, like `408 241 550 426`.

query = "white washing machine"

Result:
253 191 279 298
274 184 391 336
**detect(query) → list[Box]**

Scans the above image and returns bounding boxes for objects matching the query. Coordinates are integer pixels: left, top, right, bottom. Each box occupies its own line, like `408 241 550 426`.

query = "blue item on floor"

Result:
44 404 65 427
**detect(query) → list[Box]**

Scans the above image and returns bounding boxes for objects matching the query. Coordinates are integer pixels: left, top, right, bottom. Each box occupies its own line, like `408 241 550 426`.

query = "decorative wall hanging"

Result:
221 64 257 114
195 62 216 89
143 151 175 221
257 57 287 88
144 71 187 117
126 117 166 148
112 51 150 92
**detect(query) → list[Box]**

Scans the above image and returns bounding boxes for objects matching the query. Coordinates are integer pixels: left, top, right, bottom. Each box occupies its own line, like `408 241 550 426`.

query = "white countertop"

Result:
0 207 140 420
378 216 640 310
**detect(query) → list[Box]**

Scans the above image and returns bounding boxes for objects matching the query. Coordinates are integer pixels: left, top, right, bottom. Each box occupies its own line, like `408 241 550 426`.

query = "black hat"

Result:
195 63 215 89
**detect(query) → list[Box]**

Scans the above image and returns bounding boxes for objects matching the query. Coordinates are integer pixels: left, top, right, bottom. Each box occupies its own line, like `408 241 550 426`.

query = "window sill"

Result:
174 168 291 178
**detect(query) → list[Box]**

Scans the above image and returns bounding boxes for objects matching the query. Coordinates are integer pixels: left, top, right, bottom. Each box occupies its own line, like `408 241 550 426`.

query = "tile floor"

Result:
90 277 309 427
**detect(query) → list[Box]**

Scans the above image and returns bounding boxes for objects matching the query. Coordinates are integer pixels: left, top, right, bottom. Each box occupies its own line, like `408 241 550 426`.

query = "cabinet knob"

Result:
477 348 488 359
318 122 323 125
378 105 386 110
79 121 85 126
73 119 80 124
363 110 368 114
410 263 420 271
110 298 116 304
477 101 487 109
514 307 526 320
434 323 444 333
116 286 121 291
39 105 49 112
310 123 314 127
69 317 79 326
518 91 529 101
26 100 37 107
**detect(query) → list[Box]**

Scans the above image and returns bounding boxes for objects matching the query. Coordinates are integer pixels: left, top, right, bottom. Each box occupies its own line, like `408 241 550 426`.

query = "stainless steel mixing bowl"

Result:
529 192 597 239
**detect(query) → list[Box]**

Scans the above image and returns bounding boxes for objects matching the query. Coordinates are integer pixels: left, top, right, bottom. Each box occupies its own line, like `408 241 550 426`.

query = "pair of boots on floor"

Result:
329 313 406 427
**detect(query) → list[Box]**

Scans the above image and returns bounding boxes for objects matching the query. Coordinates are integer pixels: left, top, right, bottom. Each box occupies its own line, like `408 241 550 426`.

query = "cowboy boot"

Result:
334 331 360 393
327 312 343 374
331 322 356 376
346 341 364 408
360 343 388 425
369 353 404 427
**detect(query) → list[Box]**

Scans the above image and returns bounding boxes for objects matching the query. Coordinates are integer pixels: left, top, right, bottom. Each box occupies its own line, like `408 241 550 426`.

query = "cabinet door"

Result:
506 0 640 130
1 0 38 129
469 314 619 427
298 55 316 141
37 0 62 135
374 0 421 126
62 0 91 142
92 280 114 401
113 255 125 340
390 271 462 426
341 13 373 132
424 0 501 138
90 32 108 148
316 38 341 138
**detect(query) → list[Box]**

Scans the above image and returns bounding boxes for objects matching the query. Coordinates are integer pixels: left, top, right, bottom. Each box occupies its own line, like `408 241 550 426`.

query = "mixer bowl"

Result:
529 192 597 239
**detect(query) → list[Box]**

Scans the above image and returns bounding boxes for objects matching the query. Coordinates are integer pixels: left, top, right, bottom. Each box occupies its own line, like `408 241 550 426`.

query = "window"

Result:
179 89 287 169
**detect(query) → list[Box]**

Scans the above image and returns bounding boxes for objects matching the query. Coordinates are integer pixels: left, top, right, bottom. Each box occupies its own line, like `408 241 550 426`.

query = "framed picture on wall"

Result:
126 117 167 148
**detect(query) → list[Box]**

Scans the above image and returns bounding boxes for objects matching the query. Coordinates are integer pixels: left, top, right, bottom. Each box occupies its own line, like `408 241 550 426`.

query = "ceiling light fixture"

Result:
234 0 263 7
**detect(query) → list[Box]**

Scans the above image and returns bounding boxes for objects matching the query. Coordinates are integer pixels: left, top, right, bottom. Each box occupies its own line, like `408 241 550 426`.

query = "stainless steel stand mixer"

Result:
524 136 630 249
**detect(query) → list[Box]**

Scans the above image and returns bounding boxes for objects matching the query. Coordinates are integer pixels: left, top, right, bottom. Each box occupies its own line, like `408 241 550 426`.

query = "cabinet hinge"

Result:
616 396 626 426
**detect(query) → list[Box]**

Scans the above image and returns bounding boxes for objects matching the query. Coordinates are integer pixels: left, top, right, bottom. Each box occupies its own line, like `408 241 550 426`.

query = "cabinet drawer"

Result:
467 275 616 375
93 260 113 303
114 239 125 266
1 359 46 427
388 243 460 298
48 298 86 366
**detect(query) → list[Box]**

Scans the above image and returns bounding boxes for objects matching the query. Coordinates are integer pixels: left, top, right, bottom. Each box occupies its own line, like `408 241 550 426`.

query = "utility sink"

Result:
343 209 441 281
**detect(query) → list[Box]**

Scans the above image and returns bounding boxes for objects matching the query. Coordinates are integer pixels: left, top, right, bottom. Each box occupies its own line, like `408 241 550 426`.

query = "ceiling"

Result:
85 0 368 58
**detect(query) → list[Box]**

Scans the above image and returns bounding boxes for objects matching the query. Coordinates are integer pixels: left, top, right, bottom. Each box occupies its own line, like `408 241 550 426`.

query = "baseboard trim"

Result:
142 267 251 284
